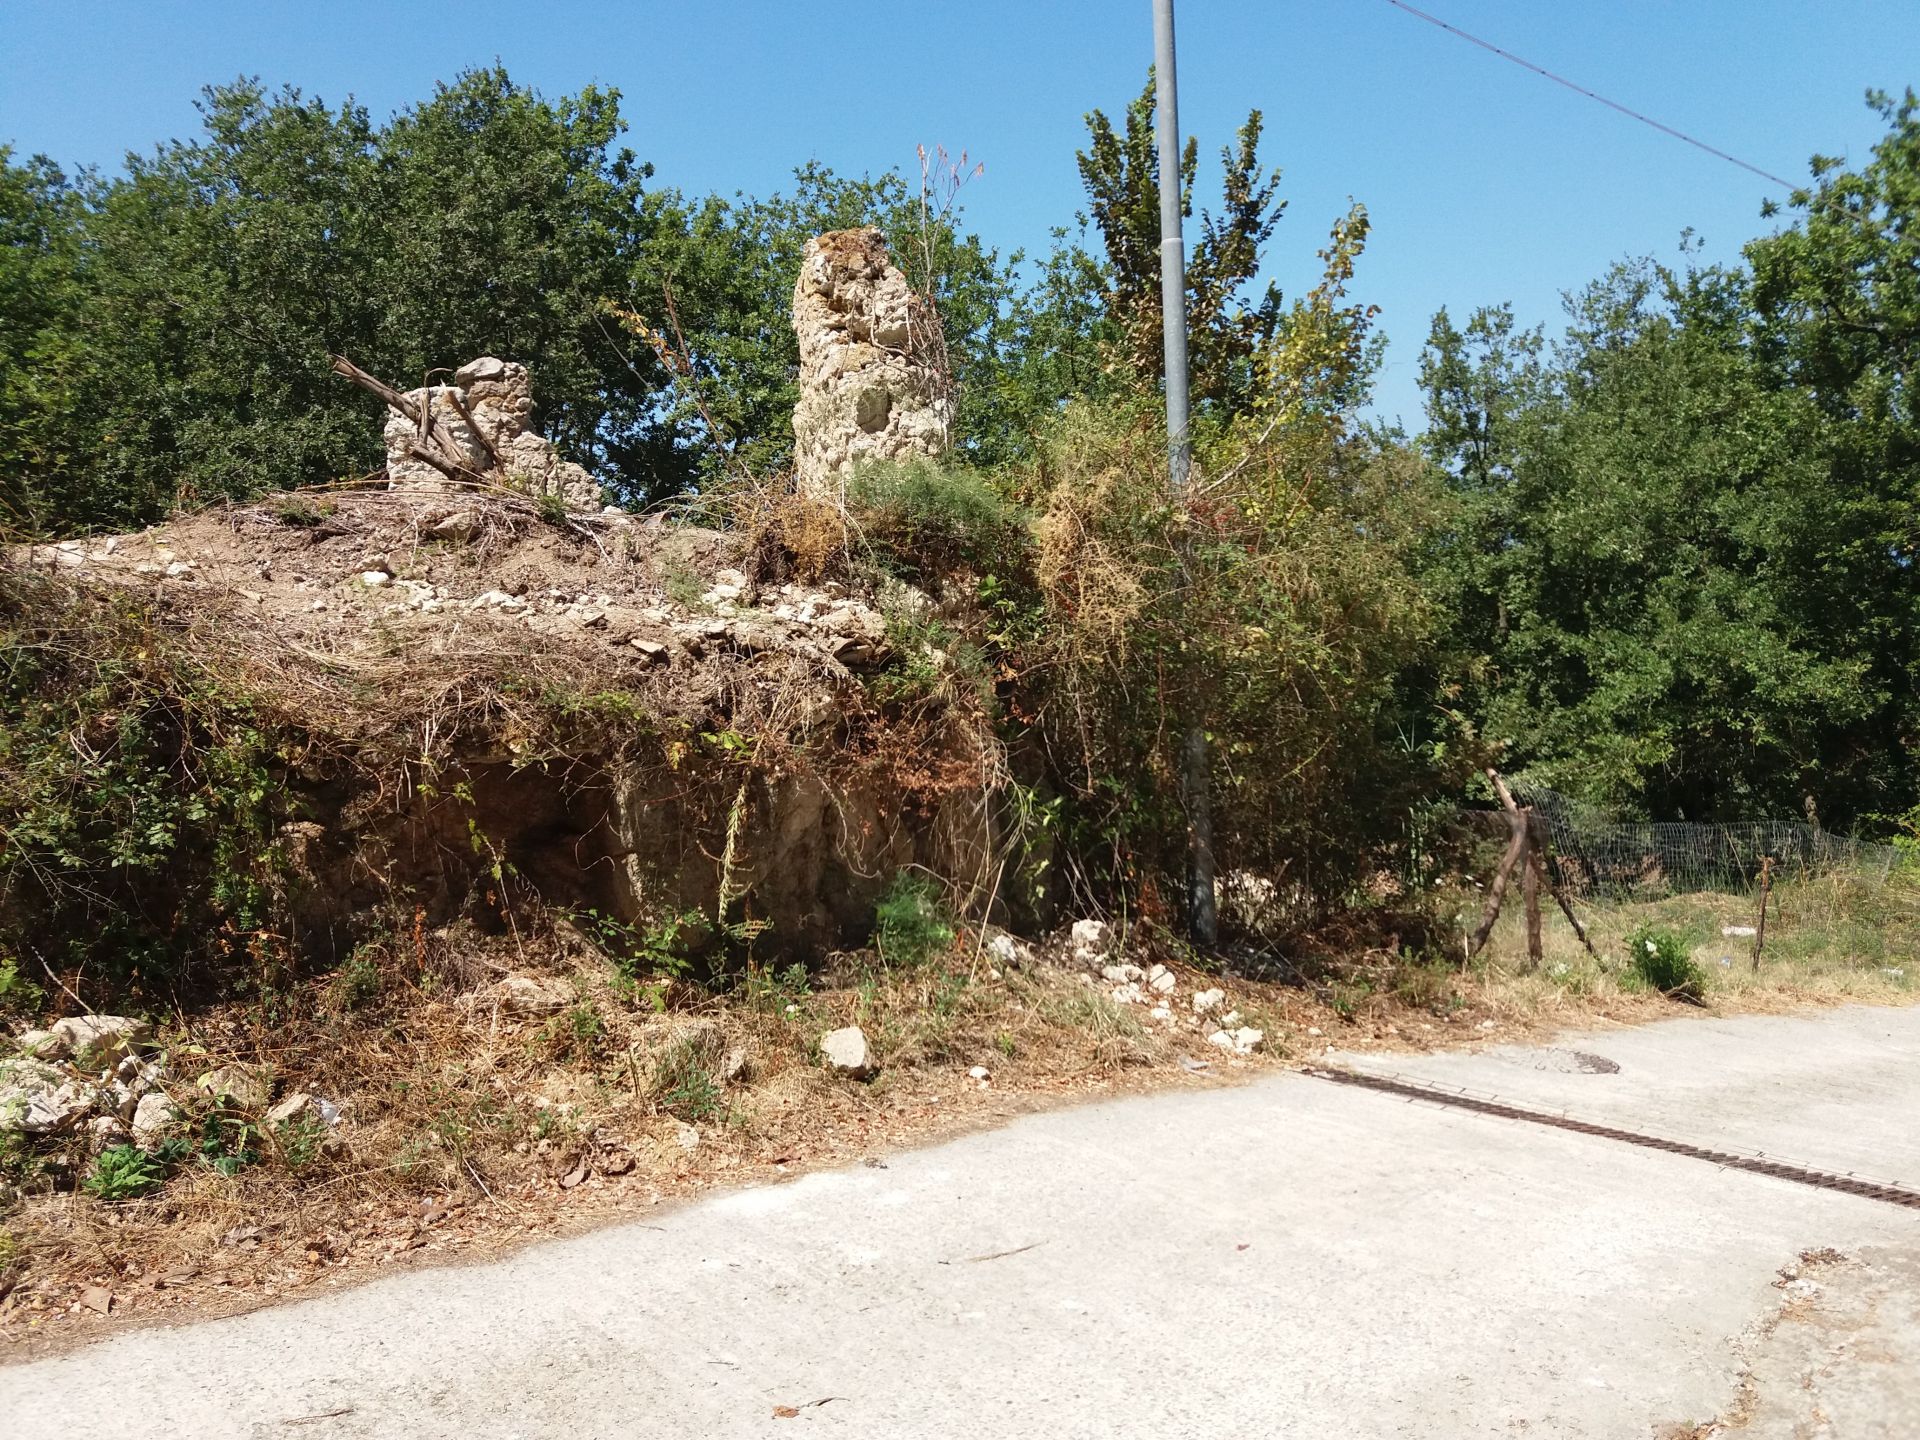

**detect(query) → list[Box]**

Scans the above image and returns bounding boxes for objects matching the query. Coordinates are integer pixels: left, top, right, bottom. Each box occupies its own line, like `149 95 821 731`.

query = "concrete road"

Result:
3 1005 1917 1440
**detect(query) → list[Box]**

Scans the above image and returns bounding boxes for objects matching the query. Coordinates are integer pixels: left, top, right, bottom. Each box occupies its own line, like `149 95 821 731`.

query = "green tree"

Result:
0 148 89 529
1076 73 1286 413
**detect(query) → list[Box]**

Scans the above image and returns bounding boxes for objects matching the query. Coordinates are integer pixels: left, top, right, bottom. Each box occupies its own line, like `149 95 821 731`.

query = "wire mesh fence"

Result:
1500 782 1906 902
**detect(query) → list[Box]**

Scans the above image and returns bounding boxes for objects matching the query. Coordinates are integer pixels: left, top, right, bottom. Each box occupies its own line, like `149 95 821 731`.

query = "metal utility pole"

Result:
1152 0 1217 946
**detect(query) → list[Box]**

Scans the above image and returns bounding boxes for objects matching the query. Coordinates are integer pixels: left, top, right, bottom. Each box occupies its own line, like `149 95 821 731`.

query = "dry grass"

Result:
4 894 1913 1355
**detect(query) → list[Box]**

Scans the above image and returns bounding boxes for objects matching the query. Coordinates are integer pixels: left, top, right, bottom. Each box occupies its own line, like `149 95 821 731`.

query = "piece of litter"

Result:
1721 925 1758 938
1178 1056 1211 1072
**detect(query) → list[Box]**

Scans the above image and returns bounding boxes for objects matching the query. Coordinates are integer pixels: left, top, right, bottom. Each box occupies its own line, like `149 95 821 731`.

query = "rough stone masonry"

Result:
383 357 603 511
790 228 951 501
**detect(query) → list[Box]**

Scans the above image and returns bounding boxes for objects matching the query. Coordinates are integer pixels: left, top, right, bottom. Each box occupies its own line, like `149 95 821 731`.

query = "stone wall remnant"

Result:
790 229 950 502
381 357 603 511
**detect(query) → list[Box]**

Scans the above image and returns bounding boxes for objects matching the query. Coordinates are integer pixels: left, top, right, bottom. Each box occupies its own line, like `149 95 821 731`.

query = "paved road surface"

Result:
4 1004 1917 1439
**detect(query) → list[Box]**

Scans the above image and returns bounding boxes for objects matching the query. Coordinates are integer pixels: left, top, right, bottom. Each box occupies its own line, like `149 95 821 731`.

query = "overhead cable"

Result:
1382 0 1798 190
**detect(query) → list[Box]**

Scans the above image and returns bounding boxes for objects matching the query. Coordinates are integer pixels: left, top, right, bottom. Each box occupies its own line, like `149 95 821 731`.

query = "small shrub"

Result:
275 1115 327 1170
1626 925 1705 1001
268 495 331 527
848 457 1030 582
739 962 810 1014
329 950 383 1012
872 873 956 968
82 1144 166 1201
0 956 44 1022
652 1036 724 1123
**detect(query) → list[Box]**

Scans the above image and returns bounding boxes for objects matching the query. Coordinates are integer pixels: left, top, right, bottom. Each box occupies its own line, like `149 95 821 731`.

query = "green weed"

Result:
1626 924 1705 1001
872 873 956 969
82 1144 166 1201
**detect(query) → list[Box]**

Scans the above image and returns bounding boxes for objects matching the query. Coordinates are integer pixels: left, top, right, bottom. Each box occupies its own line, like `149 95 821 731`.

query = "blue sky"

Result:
2 1 1913 426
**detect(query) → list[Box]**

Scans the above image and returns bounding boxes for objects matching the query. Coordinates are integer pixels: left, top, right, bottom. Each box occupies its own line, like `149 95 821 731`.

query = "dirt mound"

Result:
17 486 997 959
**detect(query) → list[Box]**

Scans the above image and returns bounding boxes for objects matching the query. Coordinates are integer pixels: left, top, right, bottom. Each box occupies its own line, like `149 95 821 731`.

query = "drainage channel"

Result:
1304 1065 1920 1212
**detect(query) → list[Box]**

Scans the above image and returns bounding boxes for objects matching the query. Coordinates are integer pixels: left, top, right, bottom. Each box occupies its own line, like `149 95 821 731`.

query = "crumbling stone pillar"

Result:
383 357 603 510
790 229 950 502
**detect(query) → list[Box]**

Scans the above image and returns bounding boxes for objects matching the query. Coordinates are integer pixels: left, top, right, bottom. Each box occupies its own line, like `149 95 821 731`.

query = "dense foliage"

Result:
1417 89 1919 825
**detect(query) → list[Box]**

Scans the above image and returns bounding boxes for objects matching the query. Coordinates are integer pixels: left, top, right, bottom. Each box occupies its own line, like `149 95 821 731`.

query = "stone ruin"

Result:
383 356 603 511
790 228 951 502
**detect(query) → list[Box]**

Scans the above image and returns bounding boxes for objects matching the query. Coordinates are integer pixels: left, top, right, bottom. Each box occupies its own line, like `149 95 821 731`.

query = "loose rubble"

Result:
384 356 602 511
820 1026 876 1080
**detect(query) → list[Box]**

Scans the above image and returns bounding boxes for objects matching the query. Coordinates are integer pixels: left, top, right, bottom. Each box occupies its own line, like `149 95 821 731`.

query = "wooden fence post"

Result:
1752 855 1774 970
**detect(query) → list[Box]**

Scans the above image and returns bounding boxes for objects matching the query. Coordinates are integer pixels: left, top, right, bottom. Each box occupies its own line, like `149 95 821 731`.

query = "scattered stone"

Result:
722 1047 752 1085
675 1122 701 1152
1206 1027 1265 1057
0 1057 93 1133
87 1115 132 1151
1192 988 1226 1015
48 1015 152 1070
1109 983 1146 1006
13 1028 61 1061
196 1064 273 1112
1101 963 1144 985
487 975 574 1017
1147 964 1177 995
428 509 481 542
631 638 670 664
266 1092 314 1126
1069 919 1110 965
967 1065 991 1083
820 1026 876 1080
1721 925 1758 938
1149 1005 1173 1023
359 570 391 588
986 934 1022 968
131 1092 183 1146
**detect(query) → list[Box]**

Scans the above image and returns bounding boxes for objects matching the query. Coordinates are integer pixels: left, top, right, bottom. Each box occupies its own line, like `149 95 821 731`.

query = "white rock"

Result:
130 1092 182 1146
265 1091 313 1126
0 1057 93 1133
967 1065 991 1082
88 1115 133 1151
1101 963 1143 985
359 570 391 587
1207 1029 1237 1052
489 975 573 1017
1232 1027 1265 1055
1720 925 1758 938
1147 964 1177 995
821 1026 876 1079
49 1015 152 1070
675 1122 700 1152
986 934 1021 967
197 1064 273 1111
1110 983 1145 1006
1070 919 1110 959
14 1028 64 1061
1221 1010 1242 1027
1192 988 1226 1015
1149 1005 1172 1023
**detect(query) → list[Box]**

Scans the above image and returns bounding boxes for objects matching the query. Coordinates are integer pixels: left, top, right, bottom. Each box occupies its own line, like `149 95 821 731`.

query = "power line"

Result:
1382 0 1798 190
